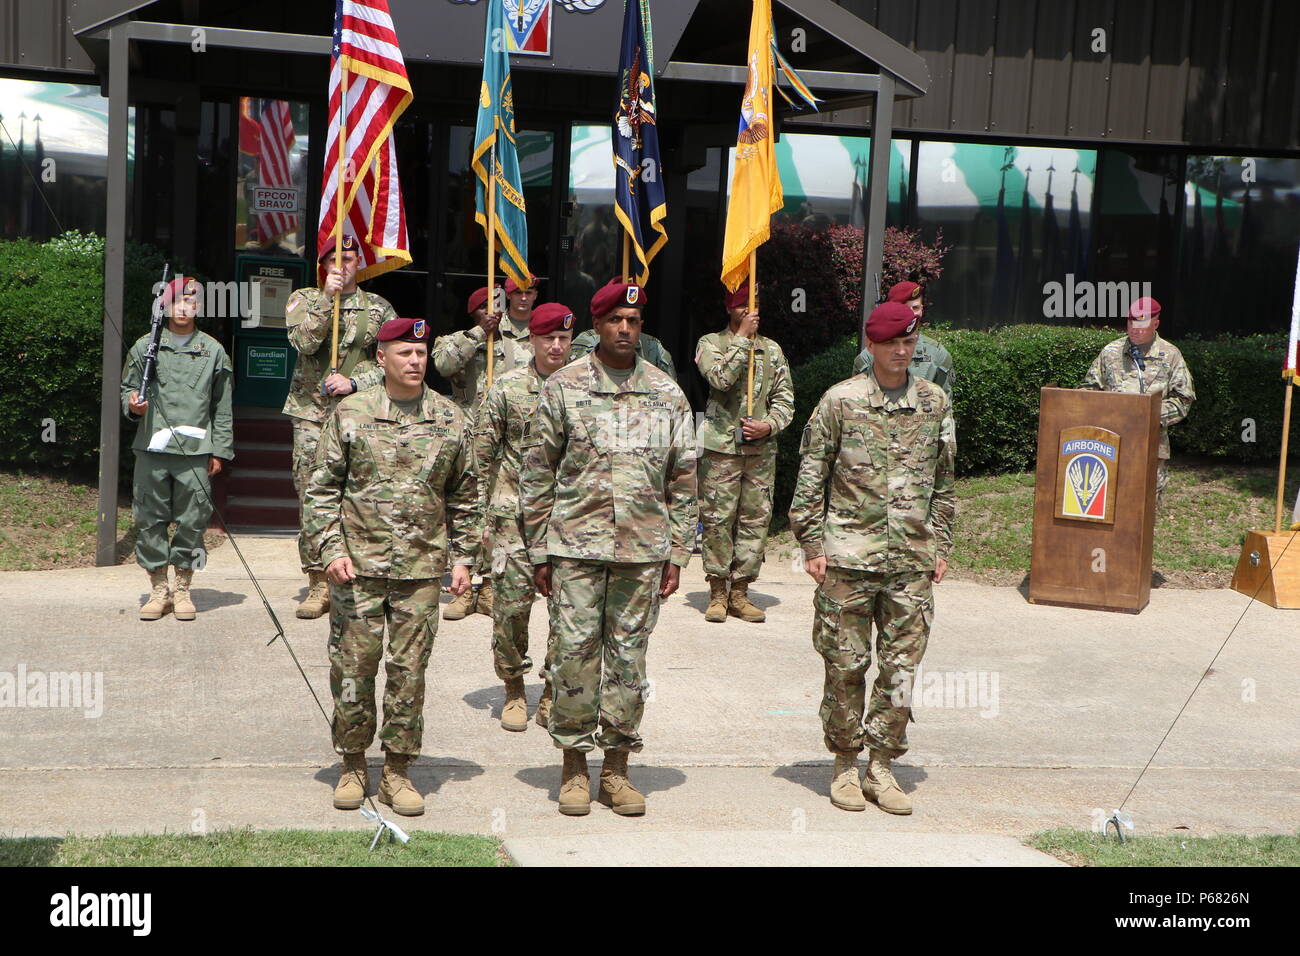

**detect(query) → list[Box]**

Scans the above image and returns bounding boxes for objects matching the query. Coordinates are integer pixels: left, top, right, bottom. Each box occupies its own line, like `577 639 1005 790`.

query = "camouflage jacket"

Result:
472 361 547 520
1080 334 1195 459
121 328 234 459
519 353 698 567
302 385 480 580
281 287 394 423
789 372 956 574
432 318 533 411
569 329 677 381
694 329 795 455
853 332 954 398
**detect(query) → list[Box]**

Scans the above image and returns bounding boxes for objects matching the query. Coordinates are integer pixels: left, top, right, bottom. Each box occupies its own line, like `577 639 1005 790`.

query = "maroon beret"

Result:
1127 296 1161 324
886 280 924 303
865 302 919 343
378 318 430 344
505 274 539 294
160 275 198 307
724 281 753 311
317 233 357 262
467 286 492 314
529 303 576 336
591 280 646 318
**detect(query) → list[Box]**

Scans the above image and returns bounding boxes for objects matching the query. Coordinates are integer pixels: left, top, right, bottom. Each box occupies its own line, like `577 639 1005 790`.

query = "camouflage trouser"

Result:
132 451 213 571
812 566 934 759
699 446 776 581
328 574 439 756
546 557 661 753
1156 459 1168 511
290 418 324 573
490 513 552 681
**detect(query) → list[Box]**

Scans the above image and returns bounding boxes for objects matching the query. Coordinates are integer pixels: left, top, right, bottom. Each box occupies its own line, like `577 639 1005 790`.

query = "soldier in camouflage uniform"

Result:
853 282 953 398
302 317 479 817
432 277 538 620
694 281 795 623
282 234 396 620
473 303 577 733
121 276 233 622
1080 296 1195 508
520 281 697 817
790 301 956 816
569 279 677 380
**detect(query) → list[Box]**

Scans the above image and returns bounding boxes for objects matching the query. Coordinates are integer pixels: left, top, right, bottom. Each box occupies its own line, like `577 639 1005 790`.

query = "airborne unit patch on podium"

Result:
1055 426 1120 524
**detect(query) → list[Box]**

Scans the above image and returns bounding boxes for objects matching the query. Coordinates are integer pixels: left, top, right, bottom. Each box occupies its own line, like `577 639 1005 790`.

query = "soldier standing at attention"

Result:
853 281 954 399
282 234 396 620
790 302 956 816
520 281 697 817
433 277 538 620
1080 297 1194 508
473 303 576 732
569 278 678 380
302 318 479 817
694 281 795 623
122 276 233 621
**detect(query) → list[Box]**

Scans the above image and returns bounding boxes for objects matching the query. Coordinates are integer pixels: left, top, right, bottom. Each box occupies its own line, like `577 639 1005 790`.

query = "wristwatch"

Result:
349 378 358 394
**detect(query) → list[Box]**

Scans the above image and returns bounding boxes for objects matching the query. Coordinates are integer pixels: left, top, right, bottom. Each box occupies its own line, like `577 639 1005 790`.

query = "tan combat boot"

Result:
442 585 475 621
501 676 528 732
863 750 912 815
558 749 590 816
333 752 369 810
140 568 172 621
830 753 866 811
727 578 766 623
704 576 729 623
475 580 495 618
378 753 425 816
598 750 646 816
296 570 330 619
534 680 553 728
172 567 197 621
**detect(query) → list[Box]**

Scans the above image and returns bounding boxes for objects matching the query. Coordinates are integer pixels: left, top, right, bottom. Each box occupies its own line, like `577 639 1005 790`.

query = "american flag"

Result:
256 100 299 245
318 0 413 282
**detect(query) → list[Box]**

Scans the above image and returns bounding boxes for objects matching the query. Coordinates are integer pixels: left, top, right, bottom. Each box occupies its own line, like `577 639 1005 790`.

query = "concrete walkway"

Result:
0 536 1295 865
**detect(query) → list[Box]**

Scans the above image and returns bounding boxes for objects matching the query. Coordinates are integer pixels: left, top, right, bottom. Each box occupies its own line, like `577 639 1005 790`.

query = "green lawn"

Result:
0 829 510 867
1029 829 1300 867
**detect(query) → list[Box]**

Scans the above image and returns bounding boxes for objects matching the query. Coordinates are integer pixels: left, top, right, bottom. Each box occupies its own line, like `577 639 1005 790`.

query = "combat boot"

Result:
140 568 172 621
442 585 475 621
534 680 553 728
704 576 729 623
727 579 766 623
830 753 866 811
475 580 495 617
333 752 369 810
558 749 590 816
378 753 424 816
500 676 528 732
597 750 646 816
172 567 197 621
296 570 330 619
863 750 912 815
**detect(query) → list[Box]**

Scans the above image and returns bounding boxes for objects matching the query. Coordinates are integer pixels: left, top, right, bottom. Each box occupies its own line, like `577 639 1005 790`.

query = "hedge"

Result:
0 232 187 475
773 325 1296 521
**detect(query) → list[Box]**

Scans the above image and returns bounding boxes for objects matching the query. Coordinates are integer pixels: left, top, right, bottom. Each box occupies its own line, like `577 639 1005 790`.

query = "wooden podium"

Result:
1028 388 1162 613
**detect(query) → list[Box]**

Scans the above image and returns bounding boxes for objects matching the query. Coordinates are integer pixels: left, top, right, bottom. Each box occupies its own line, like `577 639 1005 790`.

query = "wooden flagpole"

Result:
746 249 756 417
330 68 349 372
622 233 631 282
1276 380 1294 534
486 140 497 386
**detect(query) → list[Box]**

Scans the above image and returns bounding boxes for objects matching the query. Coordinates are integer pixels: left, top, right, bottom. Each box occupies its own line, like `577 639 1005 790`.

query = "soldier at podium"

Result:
1080 297 1195 508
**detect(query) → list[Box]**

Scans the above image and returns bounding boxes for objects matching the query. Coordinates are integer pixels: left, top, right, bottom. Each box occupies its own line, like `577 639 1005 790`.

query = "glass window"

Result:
235 97 309 256
564 123 618 319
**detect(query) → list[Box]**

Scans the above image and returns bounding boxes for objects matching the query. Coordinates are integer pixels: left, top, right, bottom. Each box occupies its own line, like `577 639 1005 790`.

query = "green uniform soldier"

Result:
433 277 537 620
1080 296 1195 508
121 276 233 621
694 281 795 623
568 279 676 379
472 303 576 733
302 317 479 817
282 234 396 620
852 281 954 398
520 279 698 817
790 301 956 816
